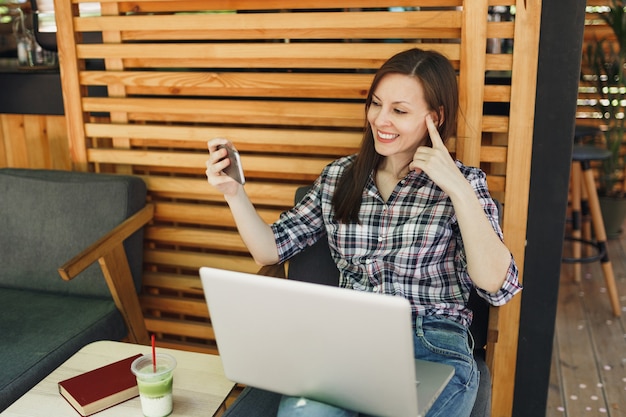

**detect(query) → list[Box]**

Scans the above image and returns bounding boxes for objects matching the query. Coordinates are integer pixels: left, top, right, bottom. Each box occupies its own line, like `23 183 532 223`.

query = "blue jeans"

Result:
276 316 479 417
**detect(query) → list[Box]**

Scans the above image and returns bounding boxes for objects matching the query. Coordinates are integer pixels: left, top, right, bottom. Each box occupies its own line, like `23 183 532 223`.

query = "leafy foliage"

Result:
584 0 626 197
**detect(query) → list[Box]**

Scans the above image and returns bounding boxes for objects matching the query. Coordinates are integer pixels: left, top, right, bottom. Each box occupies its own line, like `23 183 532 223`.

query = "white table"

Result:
1 341 236 417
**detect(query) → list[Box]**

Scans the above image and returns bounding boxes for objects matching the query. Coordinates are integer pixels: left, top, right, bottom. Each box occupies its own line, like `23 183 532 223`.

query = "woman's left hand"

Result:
411 116 512 293
409 114 465 197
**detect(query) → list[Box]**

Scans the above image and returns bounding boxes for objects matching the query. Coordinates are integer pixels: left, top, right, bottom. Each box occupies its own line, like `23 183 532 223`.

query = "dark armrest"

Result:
258 263 287 279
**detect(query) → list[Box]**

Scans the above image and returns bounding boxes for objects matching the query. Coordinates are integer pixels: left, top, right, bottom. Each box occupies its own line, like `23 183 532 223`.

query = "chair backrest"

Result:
286 186 496 353
0 168 146 298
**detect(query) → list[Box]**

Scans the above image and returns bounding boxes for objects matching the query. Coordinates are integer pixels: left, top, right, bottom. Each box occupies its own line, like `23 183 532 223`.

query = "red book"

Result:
58 354 143 416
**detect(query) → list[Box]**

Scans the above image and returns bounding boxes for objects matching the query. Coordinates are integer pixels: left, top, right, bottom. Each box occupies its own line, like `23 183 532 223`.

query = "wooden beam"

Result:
53 0 89 171
513 2 589 415
457 0 488 167
491 0 542 416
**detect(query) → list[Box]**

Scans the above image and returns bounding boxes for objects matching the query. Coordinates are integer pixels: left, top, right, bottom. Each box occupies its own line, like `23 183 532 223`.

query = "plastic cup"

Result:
131 353 177 417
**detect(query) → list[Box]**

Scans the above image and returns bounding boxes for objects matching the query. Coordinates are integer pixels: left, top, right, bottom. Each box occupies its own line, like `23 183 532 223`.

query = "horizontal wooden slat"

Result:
75 11 462 41
143 249 258 273
87 0 466 5
109 0 467 12
485 53 514 71
76 43 461 69
88 149 334 180
144 317 215 340
480 146 507 163
82 70 510 103
487 21 515 39
146 226 247 251
80 71 373 99
488 0 518 5
486 175 505 193
140 294 209 317
82 97 365 127
88 149 208 170
98 147 503 180
154 202 281 228
142 272 205 294
483 115 510 133
139 176 217 200
582 26 614 42
484 85 511 103
138 176 301 206
84 123 362 154
150 340 218 356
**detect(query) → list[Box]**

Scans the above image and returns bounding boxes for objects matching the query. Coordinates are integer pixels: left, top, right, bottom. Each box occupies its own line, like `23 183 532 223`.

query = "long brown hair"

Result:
332 48 459 223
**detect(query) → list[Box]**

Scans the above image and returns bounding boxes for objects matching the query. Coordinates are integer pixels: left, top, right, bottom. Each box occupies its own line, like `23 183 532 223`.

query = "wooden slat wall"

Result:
578 0 617 130
0 114 71 169
576 2 626 214
52 1 540 415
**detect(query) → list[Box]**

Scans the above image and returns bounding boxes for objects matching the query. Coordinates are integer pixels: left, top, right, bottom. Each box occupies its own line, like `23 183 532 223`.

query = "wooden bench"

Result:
53 1 540 414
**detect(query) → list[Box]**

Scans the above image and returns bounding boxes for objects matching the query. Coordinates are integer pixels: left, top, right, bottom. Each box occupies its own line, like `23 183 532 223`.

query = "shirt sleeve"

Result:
475 254 522 306
270 177 327 264
463 165 523 306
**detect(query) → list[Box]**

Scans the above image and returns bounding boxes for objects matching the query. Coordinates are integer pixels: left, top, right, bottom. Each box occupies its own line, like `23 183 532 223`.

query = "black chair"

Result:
222 186 494 417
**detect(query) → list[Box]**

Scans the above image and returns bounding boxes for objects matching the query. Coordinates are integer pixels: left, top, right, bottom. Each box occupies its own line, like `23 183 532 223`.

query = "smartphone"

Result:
217 144 245 185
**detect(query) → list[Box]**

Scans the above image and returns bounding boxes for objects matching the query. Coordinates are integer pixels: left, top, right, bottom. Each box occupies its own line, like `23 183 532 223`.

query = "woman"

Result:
206 48 521 417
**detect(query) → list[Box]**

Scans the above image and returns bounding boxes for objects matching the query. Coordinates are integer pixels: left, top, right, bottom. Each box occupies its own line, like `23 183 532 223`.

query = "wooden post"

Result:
53 0 89 171
491 0 542 416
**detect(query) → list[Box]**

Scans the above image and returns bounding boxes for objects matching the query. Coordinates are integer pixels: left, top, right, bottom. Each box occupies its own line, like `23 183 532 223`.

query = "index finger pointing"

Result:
425 114 445 149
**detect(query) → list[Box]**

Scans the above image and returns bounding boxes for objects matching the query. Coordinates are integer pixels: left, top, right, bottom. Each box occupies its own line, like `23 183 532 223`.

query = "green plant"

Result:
585 38 626 197
584 0 626 197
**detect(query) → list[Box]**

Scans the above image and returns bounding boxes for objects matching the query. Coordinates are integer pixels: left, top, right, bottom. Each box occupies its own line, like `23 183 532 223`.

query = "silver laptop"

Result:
199 266 454 417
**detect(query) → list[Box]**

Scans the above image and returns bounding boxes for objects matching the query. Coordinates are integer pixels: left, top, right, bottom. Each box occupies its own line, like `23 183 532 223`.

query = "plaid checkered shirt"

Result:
271 154 521 328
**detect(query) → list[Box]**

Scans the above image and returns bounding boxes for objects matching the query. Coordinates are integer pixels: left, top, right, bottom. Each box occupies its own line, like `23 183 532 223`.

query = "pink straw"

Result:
151 334 156 373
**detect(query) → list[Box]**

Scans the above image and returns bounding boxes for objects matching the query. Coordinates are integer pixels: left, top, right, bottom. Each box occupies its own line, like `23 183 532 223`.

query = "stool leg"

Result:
581 161 622 317
580 180 593 257
570 162 583 282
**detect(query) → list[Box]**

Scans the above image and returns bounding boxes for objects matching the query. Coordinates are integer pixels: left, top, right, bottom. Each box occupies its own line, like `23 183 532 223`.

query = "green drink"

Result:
131 353 177 417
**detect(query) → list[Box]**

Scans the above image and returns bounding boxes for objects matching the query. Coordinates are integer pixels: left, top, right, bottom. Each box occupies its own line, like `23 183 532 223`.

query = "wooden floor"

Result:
546 234 626 417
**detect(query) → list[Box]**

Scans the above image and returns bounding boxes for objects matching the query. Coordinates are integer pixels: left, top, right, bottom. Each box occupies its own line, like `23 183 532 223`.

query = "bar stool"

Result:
572 126 602 250
563 144 622 317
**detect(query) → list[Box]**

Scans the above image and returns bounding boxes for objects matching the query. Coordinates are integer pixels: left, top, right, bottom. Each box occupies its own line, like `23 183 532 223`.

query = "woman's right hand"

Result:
206 138 280 265
206 138 242 196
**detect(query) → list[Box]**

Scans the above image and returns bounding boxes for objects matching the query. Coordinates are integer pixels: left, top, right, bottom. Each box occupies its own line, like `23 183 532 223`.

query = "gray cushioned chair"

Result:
0 168 153 412
222 186 494 417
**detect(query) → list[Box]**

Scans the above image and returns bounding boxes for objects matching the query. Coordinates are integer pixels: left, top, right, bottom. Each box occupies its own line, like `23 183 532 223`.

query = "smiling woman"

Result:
46 2 542 415
206 47 521 417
